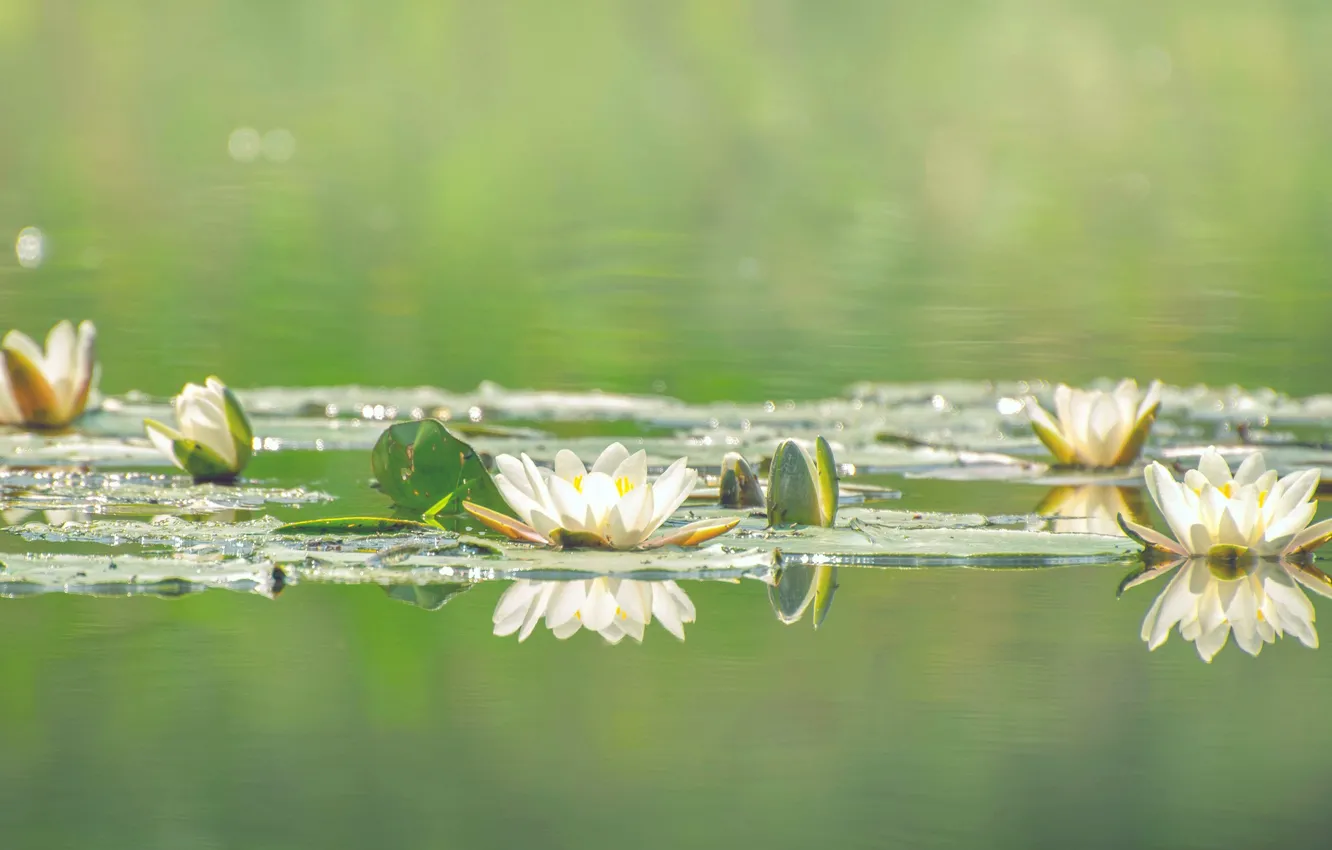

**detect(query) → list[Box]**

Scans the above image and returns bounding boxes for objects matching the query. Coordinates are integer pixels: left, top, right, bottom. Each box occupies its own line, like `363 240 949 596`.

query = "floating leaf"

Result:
0 469 333 515
275 516 440 535
370 419 508 513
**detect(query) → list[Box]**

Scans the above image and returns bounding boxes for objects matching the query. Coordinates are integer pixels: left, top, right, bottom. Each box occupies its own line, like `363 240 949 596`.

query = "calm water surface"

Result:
5 461 1332 849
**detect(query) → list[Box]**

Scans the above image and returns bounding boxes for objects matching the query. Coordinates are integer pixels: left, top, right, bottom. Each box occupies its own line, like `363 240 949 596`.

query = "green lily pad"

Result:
370 419 508 513
276 516 440 535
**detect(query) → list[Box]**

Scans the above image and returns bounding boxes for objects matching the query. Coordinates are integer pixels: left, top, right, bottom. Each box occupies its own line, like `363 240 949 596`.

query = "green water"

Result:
5 1 1332 847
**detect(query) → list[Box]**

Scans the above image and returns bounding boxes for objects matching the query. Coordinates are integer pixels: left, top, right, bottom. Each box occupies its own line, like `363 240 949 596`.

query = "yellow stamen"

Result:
615 476 634 497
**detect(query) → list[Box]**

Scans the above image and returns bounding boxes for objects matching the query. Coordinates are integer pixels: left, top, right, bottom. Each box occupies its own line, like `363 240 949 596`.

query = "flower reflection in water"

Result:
0 508 90 527
493 577 696 643
1122 557 1332 662
1036 485 1148 537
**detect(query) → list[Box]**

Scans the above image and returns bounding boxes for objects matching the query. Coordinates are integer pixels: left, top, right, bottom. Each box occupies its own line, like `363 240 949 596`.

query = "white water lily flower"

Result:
1036 484 1146 537
493 578 696 643
1025 379 1162 467
144 377 253 481
1134 558 1332 662
464 442 738 549
1119 447 1332 559
0 320 98 429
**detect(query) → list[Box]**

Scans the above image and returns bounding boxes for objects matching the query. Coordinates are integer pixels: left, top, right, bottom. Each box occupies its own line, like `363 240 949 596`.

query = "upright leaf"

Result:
370 419 508 513
814 436 839 527
766 439 821 527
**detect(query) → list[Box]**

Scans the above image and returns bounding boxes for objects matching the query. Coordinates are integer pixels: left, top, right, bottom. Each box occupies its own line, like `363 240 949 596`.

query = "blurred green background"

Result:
4 0 1332 400
3 1 1332 848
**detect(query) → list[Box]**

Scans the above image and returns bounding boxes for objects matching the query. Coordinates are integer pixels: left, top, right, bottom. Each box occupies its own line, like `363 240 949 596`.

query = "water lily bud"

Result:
766 436 839 527
144 377 253 482
0 320 98 429
719 451 763 508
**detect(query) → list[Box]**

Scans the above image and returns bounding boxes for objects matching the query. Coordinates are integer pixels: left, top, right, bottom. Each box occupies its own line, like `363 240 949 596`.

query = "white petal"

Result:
1141 584 1168 643
528 508 564 541
1149 564 1202 649
1198 486 1226 536
1197 448 1233 488
650 462 696 530
611 450 649 489
1136 380 1163 419
1085 393 1127 466
1255 469 1279 494
550 618 583 640
1289 518 1332 554
42 320 77 412
661 581 696 623
1146 464 1202 550
1066 390 1095 458
178 393 236 465
1194 623 1230 662
1186 524 1214 556
517 583 558 642
578 472 621 528
553 449 587 483
545 581 589 629
1 330 45 371
519 454 554 515
495 454 536 500
580 580 618 631
493 581 543 626
1233 453 1267 487
608 485 654 549
613 580 652 624
144 422 187 471
598 621 627 644
547 475 594 531
1184 470 1208 493
494 474 545 528
1197 580 1224 635
1052 384 1074 432
615 615 646 644
651 585 689 639
0 367 20 424
591 443 630 476
1267 469 1319 525
1262 501 1317 554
